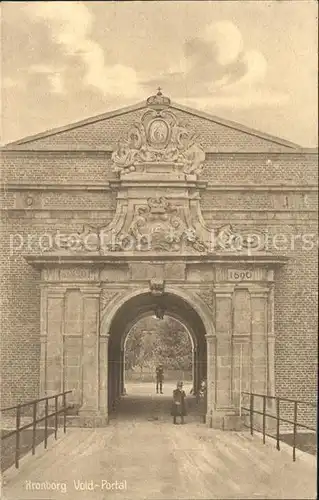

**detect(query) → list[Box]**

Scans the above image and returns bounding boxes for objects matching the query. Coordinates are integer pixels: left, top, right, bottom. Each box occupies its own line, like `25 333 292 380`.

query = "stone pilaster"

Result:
46 288 65 397
214 285 234 409
205 333 216 424
99 334 109 419
231 337 250 409
231 288 251 408
192 347 196 393
249 289 268 395
39 284 48 398
39 335 47 397
120 349 125 394
79 286 107 425
267 283 276 398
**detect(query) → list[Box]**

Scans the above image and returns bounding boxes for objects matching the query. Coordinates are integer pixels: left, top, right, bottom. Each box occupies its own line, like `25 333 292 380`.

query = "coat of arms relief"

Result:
111 103 205 176
112 197 208 253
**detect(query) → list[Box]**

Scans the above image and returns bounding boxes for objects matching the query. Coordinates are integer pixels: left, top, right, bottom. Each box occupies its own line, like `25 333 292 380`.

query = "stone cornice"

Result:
4 208 317 213
3 182 112 192
1 148 113 155
204 150 318 156
2 182 317 192
2 148 317 156
205 184 318 192
25 253 289 268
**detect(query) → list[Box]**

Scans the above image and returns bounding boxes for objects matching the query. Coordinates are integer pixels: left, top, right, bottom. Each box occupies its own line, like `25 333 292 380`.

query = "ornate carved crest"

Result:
115 197 208 253
111 92 205 176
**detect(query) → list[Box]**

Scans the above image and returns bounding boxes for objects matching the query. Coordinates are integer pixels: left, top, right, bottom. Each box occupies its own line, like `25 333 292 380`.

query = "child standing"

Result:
171 381 187 424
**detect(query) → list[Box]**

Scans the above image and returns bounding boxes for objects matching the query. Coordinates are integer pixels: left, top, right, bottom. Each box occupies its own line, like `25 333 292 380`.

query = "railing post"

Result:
32 402 37 455
250 394 254 435
276 397 280 451
44 399 48 449
54 396 58 440
262 396 266 444
63 392 67 433
15 405 21 469
293 401 298 461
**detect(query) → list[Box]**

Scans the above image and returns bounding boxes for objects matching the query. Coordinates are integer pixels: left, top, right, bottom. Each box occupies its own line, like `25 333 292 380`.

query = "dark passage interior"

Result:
107 292 207 419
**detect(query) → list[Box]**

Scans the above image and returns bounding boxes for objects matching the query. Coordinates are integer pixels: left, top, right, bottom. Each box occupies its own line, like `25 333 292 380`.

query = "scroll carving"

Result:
111 108 205 176
215 224 267 252
100 289 121 315
113 197 208 253
196 288 214 312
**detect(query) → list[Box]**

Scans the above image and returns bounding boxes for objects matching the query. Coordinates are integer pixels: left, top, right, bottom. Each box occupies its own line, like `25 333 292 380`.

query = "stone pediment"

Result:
3 91 300 152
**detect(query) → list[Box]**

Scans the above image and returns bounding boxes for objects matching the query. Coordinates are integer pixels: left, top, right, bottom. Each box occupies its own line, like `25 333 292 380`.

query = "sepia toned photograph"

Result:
0 1 317 499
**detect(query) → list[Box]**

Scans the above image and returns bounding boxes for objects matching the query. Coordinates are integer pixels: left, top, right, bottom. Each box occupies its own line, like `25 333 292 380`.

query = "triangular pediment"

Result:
3 99 301 152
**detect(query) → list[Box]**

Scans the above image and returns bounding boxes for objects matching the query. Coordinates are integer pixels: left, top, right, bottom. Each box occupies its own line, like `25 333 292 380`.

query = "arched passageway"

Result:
107 291 207 415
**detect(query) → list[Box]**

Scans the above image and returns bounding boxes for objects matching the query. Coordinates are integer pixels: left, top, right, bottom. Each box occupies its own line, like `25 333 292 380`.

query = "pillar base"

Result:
77 410 109 427
222 415 245 431
206 411 245 430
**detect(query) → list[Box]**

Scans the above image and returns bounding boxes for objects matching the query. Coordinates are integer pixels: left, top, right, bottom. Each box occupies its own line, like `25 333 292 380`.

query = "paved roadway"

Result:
1 382 316 500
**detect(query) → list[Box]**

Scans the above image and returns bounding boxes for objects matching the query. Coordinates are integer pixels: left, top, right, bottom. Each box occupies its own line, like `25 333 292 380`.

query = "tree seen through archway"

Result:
125 316 192 382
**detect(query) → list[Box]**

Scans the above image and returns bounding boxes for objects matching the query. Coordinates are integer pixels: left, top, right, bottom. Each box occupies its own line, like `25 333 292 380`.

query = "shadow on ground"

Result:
109 381 205 424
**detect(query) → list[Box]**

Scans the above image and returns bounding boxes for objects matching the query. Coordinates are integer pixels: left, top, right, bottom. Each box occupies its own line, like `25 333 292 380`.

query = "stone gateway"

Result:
1 91 317 429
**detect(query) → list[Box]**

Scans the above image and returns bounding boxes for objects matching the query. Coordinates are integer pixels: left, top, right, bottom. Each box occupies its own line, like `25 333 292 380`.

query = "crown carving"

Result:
146 88 171 111
148 197 169 214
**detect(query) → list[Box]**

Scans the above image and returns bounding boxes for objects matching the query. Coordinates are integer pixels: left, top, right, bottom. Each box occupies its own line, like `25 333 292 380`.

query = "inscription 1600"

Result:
228 269 253 281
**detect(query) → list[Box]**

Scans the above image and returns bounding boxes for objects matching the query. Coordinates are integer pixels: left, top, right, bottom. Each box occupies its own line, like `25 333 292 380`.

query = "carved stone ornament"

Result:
100 289 121 316
43 195 209 254
45 225 100 253
149 279 165 296
43 220 265 255
214 224 266 252
196 288 214 312
111 95 205 176
111 197 209 253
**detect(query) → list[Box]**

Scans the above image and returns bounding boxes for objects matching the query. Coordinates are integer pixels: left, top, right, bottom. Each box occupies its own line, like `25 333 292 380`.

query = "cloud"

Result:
26 2 142 99
29 64 65 94
144 20 276 107
48 73 65 94
203 21 244 66
177 88 289 111
3 77 25 90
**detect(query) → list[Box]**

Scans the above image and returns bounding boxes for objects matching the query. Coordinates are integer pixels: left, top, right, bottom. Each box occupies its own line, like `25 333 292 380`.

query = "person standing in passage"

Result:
155 364 164 394
198 379 207 423
171 381 187 424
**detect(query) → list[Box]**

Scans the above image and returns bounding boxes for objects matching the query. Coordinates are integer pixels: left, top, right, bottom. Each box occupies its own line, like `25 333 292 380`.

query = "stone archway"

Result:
100 286 215 423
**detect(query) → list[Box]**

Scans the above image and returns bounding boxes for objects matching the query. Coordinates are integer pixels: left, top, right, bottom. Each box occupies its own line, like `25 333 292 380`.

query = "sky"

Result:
1 1 318 146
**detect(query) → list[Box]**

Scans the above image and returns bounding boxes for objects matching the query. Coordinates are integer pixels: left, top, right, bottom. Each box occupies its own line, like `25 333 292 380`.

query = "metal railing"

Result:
1 391 72 469
241 392 316 461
